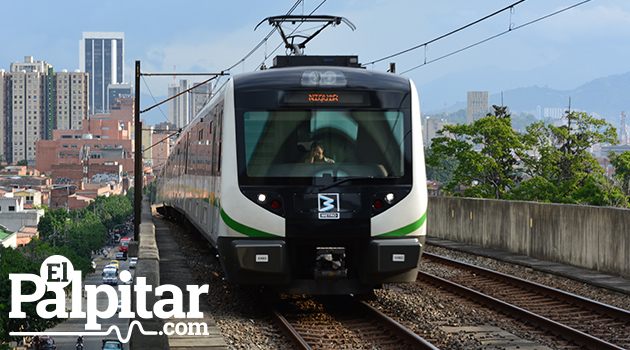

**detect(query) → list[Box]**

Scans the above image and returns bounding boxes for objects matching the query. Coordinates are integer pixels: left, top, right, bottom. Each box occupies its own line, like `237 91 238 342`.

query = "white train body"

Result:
156 57 428 294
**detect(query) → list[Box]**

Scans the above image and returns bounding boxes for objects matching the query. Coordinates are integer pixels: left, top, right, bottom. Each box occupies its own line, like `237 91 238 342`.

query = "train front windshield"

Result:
241 109 409 180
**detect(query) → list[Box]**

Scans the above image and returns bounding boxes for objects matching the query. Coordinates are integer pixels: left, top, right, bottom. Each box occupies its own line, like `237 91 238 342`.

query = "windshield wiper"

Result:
318 176 374 192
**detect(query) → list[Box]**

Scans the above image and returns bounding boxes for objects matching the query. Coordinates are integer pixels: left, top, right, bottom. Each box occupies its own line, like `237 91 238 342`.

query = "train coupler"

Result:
314 247 348 280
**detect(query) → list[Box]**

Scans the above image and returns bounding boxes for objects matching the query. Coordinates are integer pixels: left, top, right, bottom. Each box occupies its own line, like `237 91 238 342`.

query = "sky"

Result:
2 0 629 126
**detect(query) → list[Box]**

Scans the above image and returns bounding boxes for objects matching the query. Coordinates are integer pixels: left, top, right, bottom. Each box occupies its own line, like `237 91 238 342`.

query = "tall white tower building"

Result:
168 79 190 129
80 32 125 115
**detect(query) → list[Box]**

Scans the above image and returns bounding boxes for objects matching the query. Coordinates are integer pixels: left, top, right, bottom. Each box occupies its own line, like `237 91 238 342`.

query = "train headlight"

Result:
301 70 347 87
385 193 395 204
244 191 285 216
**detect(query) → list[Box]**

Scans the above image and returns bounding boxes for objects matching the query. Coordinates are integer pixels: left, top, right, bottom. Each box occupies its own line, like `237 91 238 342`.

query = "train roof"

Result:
233 64 411 92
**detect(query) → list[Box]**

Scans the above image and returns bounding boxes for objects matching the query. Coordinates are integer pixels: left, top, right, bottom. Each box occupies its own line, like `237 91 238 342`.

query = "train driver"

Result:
306 142 335 164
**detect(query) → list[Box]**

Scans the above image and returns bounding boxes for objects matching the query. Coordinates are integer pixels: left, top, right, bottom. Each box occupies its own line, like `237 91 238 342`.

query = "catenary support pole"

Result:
134 60 142 242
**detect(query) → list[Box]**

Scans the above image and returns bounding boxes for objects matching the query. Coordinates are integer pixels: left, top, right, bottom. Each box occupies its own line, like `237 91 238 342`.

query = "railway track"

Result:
263 294 438 350
420 252 630 349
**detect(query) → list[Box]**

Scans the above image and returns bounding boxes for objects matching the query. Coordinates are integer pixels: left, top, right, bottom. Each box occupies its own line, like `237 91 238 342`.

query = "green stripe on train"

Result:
220 208 278 237
376 210 427 237
221 207 426 238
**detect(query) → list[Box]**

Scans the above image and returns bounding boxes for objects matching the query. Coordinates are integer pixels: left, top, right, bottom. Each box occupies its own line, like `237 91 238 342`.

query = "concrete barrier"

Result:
129 198 169 350
428 196 630 279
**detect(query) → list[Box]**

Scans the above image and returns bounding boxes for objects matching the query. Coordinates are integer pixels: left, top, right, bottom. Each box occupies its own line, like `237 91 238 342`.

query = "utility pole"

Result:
132 62 226 242
134 61 142 242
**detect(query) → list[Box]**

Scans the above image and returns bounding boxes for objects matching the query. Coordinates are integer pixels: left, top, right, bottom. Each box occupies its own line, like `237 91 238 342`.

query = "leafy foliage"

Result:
424 147 457 184
609 151 630 194
517 111 617 203
0 194 134 343
429 107 622 206
0 247 66 344
428 105 524 199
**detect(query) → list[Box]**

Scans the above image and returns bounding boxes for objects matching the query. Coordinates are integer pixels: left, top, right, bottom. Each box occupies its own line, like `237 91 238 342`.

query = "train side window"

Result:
217 110 223 175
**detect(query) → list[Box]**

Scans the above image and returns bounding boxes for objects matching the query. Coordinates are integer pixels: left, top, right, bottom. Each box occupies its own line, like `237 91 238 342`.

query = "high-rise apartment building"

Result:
467 91 489 124
54 70 89 131
80 32 124 115
1 57 89 164
168 79 190 128
1 70 6 161
7 57 52 163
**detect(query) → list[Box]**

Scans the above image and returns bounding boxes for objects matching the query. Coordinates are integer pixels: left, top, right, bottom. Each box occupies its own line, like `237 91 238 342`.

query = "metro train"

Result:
154 55 428 295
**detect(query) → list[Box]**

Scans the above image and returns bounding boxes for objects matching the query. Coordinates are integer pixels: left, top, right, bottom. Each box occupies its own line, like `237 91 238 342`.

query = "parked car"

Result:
129 257 137 268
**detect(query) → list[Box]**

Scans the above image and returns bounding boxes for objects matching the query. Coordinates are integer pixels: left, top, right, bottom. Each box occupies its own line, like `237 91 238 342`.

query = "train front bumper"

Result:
217 236 424 294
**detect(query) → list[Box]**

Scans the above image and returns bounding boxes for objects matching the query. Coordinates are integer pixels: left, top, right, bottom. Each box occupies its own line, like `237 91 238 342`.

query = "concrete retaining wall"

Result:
428 197 630 278
129 199 169 350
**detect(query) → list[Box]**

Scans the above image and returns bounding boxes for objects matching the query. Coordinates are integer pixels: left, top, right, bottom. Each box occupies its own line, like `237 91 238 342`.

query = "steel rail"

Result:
417 270 625 350
358 300 440 350
265 303 312 350
423 252 630 321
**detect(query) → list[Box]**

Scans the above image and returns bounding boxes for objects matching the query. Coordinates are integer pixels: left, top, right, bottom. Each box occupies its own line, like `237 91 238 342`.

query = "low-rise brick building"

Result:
36 119 135 176
51 163 123 185
68 193 94 210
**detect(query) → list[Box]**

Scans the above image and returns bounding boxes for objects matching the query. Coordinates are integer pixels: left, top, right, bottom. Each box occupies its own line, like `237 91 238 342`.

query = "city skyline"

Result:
0 1 629 126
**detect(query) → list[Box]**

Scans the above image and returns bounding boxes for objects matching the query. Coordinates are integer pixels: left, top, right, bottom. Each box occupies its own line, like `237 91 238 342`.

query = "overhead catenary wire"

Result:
140 74 227 114
224 0 304 72
399 0 592 75
143 129 182 152
363 0 526 67
141 76 170 122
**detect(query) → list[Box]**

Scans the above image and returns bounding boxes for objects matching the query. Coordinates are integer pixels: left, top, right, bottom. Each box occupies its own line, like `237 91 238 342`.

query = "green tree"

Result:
16 159 28 166
87 195 133 229
609 151 630 193
0 247 66 345
126 187 135 208
515 111 618 203
427 105 524 199
424 147 457 184
36 208 69 244
571 174 628 207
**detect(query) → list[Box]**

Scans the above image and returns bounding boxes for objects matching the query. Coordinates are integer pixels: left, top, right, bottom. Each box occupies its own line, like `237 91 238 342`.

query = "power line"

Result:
141 74 227 114
141 76 169 123
363 0 526 67
224 0 304 72
399 0 592 75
